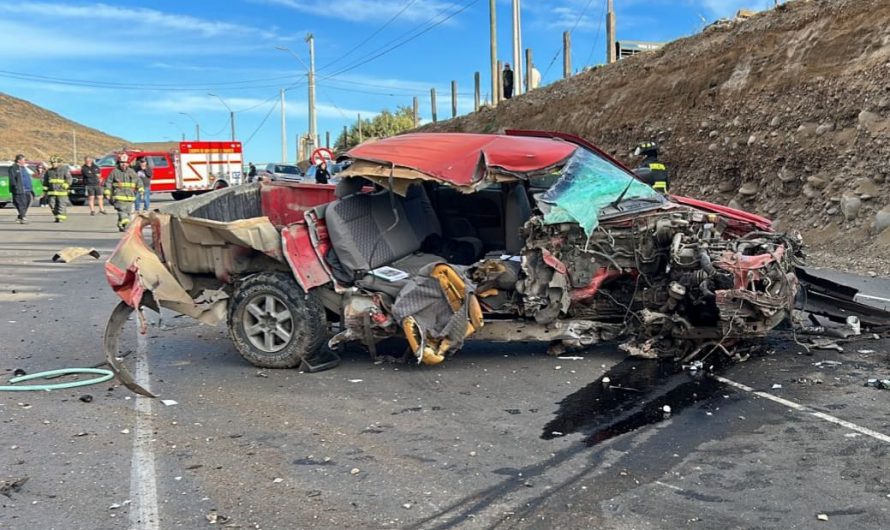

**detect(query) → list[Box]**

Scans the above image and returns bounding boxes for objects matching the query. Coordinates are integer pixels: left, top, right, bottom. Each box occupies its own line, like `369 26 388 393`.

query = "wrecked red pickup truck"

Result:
104 130 802 394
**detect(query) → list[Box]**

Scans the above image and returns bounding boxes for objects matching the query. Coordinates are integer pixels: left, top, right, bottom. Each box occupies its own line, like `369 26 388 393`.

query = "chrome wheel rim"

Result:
242 294 294 353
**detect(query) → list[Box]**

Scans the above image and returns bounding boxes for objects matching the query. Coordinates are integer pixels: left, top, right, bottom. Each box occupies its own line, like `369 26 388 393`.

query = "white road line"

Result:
714 375 890 444
130 328 160 530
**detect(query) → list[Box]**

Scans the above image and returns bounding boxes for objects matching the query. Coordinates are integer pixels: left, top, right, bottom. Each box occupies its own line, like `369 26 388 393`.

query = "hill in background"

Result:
0 92 127 163
425 0 890 274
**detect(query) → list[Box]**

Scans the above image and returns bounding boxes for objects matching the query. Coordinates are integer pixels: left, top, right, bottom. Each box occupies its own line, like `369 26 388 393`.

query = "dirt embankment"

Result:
424 0 890 276
0 92 127 163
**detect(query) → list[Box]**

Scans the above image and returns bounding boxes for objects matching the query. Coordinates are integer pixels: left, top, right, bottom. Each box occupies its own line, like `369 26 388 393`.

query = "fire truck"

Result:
95 141 243 200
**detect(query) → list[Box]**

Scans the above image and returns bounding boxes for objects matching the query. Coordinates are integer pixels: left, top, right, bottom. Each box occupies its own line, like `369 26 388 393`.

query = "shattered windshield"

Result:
537 148 665 235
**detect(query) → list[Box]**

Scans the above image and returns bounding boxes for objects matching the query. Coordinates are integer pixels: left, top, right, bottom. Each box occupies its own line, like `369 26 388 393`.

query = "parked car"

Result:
104 131 802 394
0 161 45 208
260 163 303 182
67 165 87 206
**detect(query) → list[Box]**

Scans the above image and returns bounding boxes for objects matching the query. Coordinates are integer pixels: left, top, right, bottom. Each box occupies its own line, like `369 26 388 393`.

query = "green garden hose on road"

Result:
0 368 114 392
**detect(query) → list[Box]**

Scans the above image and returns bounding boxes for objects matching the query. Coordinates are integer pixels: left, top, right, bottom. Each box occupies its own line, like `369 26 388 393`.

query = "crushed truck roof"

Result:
340 133 577 187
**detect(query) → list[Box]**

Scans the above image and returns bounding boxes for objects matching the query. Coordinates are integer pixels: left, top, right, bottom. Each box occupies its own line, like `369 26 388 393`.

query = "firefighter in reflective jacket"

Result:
44 155 72 222
104 153 142 232
632 141 669 193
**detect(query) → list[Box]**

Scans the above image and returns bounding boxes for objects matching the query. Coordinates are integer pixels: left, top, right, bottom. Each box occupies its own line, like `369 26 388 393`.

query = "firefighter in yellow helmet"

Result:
632 141 670 193
103 153 143 231
43 155 72 222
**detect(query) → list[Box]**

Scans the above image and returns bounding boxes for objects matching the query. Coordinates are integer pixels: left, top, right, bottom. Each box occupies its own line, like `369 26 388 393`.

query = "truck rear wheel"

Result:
228 272 327 368
171 191 191 201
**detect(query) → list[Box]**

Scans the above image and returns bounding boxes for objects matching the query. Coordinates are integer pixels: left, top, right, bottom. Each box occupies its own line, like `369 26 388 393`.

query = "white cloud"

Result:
261 0 461 23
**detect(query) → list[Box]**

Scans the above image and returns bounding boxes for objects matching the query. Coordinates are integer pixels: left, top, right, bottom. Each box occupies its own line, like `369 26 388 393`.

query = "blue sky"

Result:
0 0 773 163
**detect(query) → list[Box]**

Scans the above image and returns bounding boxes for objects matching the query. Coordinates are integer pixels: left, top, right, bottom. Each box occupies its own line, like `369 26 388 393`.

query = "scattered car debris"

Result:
0 476 28 498
865 379 890 390
813 360 843 368
160 399 178 406
817 513 829 522
205 510 230 524
52 247 100 263
79 394 93 403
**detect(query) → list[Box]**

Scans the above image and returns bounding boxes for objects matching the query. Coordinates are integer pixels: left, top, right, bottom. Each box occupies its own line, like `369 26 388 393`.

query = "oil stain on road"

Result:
543 359 727 445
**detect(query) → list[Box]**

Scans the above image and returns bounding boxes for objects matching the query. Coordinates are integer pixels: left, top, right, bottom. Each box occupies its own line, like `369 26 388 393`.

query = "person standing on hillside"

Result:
44 155 72 223
503 63 514 100
133 157 152 212
8 154 33 223
104 153 142 231
81 155 106 216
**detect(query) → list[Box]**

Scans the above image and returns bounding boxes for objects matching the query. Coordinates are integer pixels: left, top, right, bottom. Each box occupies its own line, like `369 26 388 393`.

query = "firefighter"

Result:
104 153 142 232
44 155 72 222
632 141 670 193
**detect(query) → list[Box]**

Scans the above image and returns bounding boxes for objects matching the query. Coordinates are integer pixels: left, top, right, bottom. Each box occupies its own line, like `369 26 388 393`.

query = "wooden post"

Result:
451 80 458 118
474 72 481 111
563 31 571 78
431 88 438 123
497 60 503 103
357 114 363 143
325 131 330 149
413 96 419 127
342 125 348 149
606 0 616 64
525 48 533 91
489 0 498 107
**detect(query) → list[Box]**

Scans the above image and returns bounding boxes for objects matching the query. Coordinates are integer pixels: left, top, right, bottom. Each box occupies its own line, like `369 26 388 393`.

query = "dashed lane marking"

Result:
130 329 160 530
714 375 890 444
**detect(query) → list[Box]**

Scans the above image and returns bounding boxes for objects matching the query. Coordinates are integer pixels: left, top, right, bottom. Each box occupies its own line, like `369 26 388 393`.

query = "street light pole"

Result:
179 112 201 140
208 93 235 141
168 121 186 141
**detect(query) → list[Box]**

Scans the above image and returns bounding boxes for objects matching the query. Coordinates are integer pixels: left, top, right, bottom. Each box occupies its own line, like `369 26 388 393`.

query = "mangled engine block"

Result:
518 210 801 351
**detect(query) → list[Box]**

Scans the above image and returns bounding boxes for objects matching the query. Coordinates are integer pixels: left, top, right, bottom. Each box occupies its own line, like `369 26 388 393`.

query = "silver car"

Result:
261 163 303 182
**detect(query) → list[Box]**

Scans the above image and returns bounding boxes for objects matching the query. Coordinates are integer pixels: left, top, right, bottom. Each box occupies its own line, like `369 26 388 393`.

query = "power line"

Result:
584 0 608 67
0 69 304 91
322 0 481 80
244 98 281 145
318 0 419 72
542 0 597 81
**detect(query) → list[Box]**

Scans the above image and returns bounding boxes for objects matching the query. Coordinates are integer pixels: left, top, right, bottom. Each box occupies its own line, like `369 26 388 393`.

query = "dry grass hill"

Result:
0 92 127 163
424 0 890 275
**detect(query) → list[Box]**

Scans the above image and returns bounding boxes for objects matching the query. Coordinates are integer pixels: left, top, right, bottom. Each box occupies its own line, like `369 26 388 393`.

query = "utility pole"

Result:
307 33 318 155
606 0 616 64
325 131 330 149
563 31 572 78
512 0 522 96
525 48 533 91
430 88 438 123
451 81 458 118
413 96 419 127
280 89 287 162
474 72 480 111
72 129 77 164
357 114 363 143
489 0 498 107
342 125 348 150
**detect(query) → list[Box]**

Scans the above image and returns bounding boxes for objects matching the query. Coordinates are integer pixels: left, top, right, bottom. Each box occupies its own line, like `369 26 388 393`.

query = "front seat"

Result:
504 183 532 255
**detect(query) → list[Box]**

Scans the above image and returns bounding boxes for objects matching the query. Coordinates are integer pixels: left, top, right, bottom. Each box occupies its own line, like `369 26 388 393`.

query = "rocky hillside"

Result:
425 0 890 275
0 92 127 163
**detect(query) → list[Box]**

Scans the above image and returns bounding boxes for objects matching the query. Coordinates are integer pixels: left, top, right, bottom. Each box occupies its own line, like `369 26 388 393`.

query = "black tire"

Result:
71 198 86 206
213 180 228 190
171 191 191 201
228 272 327 368
0 202 6 209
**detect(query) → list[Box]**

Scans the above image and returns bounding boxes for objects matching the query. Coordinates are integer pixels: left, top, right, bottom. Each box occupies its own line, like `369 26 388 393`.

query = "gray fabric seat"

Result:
325 183 443 280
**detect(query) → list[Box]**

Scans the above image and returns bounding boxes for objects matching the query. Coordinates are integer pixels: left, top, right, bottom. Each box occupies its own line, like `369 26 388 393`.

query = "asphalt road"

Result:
2 199 890 530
